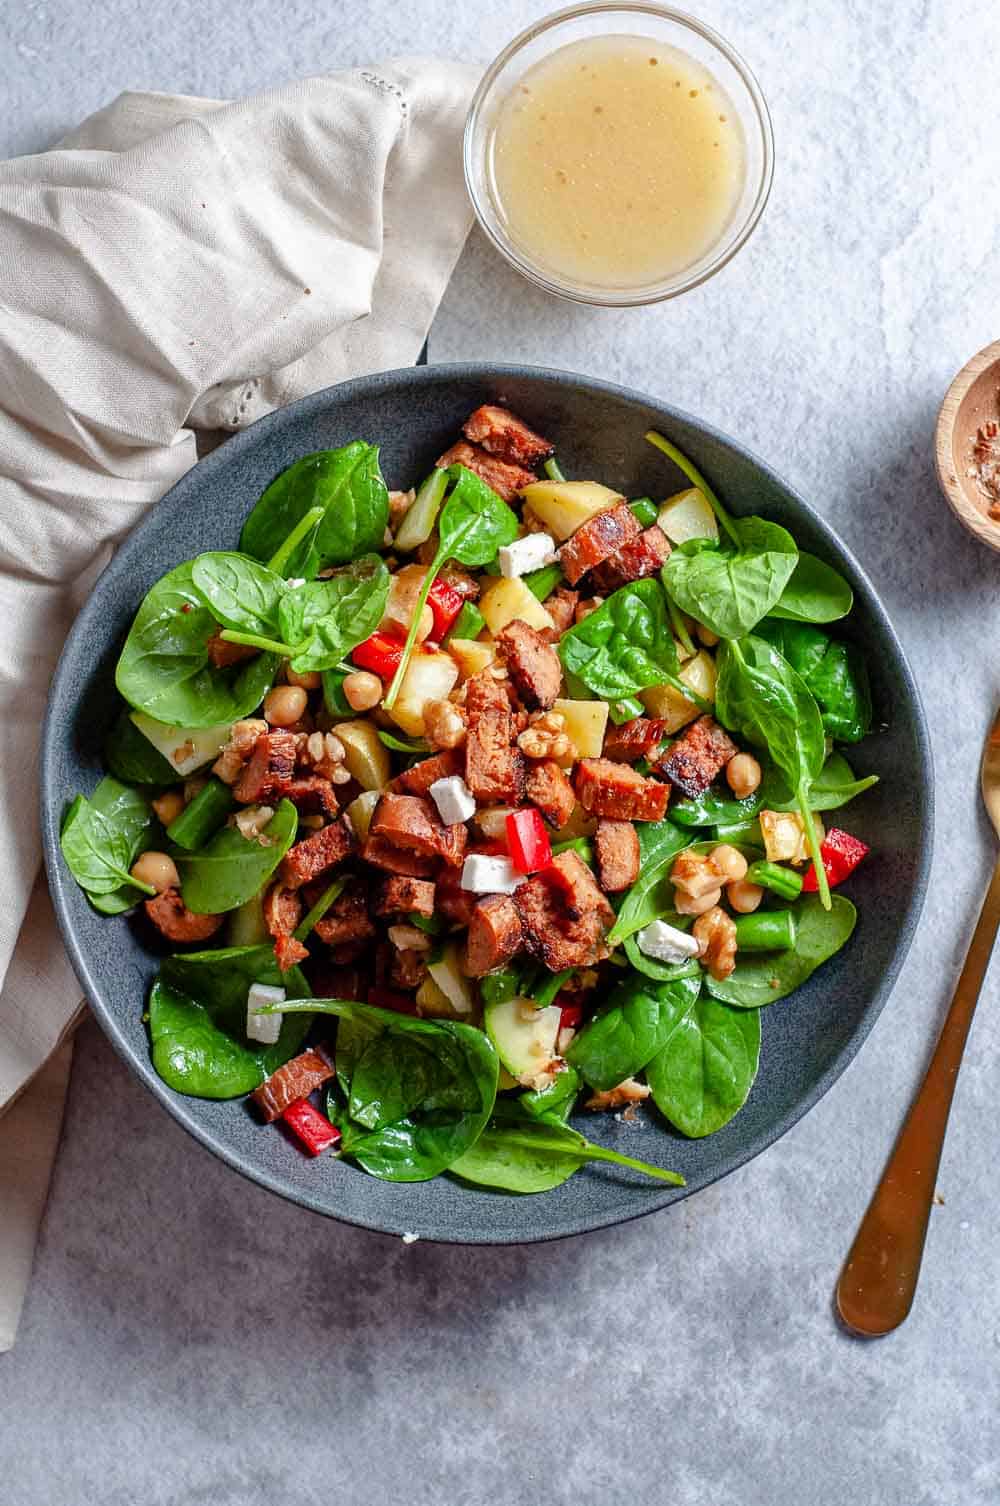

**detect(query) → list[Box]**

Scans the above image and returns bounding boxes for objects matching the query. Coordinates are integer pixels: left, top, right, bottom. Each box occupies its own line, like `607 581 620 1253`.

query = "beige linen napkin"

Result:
0 58 478 1350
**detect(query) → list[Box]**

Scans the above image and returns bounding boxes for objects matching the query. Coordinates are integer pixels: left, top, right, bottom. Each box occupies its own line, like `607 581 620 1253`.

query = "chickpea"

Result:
674 885 722 917
341 670 382 712
263 685 308 727
727 879 764 914
710 844 748 883
726 752 762 800
131 851 179 893
285 665 322 691
696 621 720 647
151 790 185 826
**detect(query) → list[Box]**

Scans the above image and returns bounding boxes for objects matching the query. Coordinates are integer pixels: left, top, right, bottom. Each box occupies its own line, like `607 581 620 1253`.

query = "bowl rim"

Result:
934 337 1000 554
40 361 934 1244
463 0 776 307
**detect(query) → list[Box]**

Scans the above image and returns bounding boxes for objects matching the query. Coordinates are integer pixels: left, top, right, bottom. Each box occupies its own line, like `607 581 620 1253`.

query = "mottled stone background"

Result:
2 2 998 1502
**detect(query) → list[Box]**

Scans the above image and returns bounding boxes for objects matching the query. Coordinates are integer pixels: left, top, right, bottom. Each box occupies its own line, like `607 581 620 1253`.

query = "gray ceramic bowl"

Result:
40 364 932 1243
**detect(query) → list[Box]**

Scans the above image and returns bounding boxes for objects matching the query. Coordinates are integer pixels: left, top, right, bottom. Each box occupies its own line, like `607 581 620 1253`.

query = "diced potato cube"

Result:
345 788 381 842
382 563 433 642
657 487 719 546
759 809 825 864
519 480 624 542
479 576 555 635
415 973 459 1019
130 712 231 777
447 637 495 680
552 698 609 760
640 650 717 734
387 650 460 738
336 719 392 790
552 803 598 841
425 943 476 1018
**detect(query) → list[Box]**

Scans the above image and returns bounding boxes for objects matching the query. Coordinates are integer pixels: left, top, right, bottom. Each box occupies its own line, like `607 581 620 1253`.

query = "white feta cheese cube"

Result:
498 533 558 579
429 774 476 826
246 983 286 1045
460 853 524 895
636 919 701 965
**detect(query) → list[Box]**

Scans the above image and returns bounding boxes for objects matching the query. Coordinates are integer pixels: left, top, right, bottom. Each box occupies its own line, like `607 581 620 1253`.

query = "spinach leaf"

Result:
384 466 518 709
558 579 694 703
566 970 702 1091
715 635 830 905
520 1065 581 1124
60 777 156 905
450 1107 685 1192
176 799 298 914
662 516 798 641
623 927 697 982
103 707 177 786
670 786 765 828
275 556 389 673
759 751 879 813
606 818 691 945
190 552 286 637
282 999 500 1181
769 553 853 623
150 944 312 1098
756 621 872 744
239 443 389 577
116 561 278 727
646 996 761 1137
705 895 857 1008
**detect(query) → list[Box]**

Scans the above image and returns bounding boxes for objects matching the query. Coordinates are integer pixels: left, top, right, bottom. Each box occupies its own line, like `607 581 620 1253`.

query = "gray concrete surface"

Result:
2 2 999 1502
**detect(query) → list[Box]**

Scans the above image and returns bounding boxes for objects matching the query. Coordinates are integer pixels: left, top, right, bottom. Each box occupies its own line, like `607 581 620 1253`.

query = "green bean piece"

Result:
746 859 804 901
732 909 797 953
524 563 565 601
629 497 658 527
543 458 566 482
166 779 236 852
445 601 486 642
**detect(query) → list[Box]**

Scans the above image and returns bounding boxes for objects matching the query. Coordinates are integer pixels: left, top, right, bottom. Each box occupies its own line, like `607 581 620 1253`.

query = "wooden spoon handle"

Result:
836 855 1000 1336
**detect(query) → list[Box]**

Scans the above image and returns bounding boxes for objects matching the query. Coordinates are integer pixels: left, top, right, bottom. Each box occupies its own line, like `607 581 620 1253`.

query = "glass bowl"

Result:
464 2 774 306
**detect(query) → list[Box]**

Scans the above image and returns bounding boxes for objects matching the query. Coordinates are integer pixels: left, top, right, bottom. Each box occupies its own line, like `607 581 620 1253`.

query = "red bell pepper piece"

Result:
281 1098 341 1157
802 828 870 892
367 986 419 1016
351 630 406 679
559 1002 584 1031
426 579 464 640
506 807 553 875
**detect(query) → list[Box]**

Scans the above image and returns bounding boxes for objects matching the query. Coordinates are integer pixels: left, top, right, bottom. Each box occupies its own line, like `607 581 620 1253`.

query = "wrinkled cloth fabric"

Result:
0 59 478 1350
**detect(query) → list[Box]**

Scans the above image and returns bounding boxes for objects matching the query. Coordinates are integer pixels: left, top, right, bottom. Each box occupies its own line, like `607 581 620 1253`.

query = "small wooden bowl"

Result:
935 339 1000 552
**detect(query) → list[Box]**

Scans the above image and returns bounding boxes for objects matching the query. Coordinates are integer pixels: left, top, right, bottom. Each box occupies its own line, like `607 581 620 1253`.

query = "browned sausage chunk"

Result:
313 888 376 948
435 860 479 926
525 759 577 829
589 524 672 594
361 833 439 878
370 792 467 868
602 716 669 763
540 586 579 637
205 631 260 670
557 504 641 587
280 816 356 889
374 875 436 918
273 775 339 816
390 748 463 796
514 851 614 972
657 716 739 799
251 1047 334 1123
234 732 298 804
574 758 670 821
594 820 641 893
495 620 562 710
263 883 302 940
274 934 309 971
436 441 536 502
464 895 524 977
144 889 224 944
462 404 553 466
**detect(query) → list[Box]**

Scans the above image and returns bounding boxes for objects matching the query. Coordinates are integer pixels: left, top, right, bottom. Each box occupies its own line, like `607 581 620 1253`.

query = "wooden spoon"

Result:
836 707 1000 1335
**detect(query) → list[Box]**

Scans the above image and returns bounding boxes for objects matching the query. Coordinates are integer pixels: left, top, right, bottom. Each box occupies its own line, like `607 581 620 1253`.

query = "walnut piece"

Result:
692 906 738 981
517 710 574 762
424 698 467 750
585 1077 651 1112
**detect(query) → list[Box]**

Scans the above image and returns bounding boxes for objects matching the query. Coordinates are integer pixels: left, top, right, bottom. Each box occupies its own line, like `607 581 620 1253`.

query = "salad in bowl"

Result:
59 400 877 1195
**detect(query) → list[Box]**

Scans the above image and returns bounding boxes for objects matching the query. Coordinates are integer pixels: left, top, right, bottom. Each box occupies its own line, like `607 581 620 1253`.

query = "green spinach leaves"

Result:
60 777 157 912
450 1105 685 1193
646 995 761 1137
756 621 872 744
558 579 699 704
606 818 690 945
705 895 857 1008
662 517 799 641
176 799 298 914
769 553 853 623
567 970 702 1092
239 443 389 578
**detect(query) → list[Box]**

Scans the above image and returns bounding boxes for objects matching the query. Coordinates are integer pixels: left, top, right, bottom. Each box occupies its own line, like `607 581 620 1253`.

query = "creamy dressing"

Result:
488 34 746 291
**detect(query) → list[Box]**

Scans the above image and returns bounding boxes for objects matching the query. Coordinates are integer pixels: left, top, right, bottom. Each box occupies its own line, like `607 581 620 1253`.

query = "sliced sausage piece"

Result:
314 889 376 948
280 815 356 889
462 404 554 466
589 524 672 594
274 933 309 971
391 748 462 796
657 716 739 799
594 820 641 893
514 853 613 972
144 888 224 944
374 875 436 918
540 587 579 637
525 759 577 829
574 757 670 822
464 895 524 977
435 861 479 926
234 732 298 803
436 440 536 502
602 716 669 763
557 503 640 587
251 1047 335 1123
273 775 339 817
370 792 467 868
495 620 562 710
465 668 512 718
361 833 439 878
205 631 260 670
264 883 302 940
